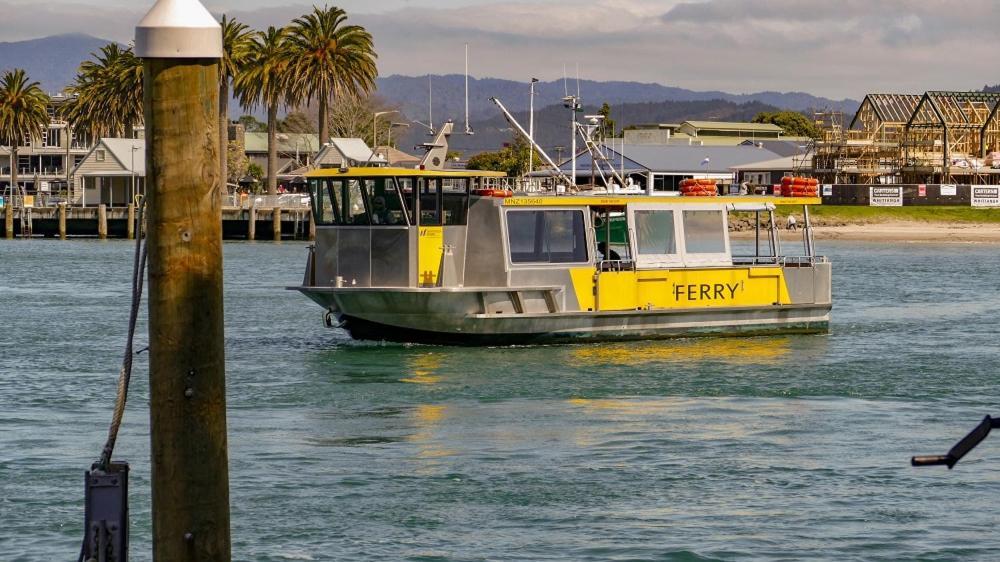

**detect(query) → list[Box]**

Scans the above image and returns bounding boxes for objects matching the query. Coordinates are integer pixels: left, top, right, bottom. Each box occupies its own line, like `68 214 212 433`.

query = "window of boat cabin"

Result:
397 177 417 224
361 177 407 226
634 210 677 255
506 209 588 264
418 178 441 225
682 210 726 253
309 178 341 225
442 177 469 225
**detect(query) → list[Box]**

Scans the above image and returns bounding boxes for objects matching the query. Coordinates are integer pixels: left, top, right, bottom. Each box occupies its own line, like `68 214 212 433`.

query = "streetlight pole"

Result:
373 110 398 150
131 144 138 204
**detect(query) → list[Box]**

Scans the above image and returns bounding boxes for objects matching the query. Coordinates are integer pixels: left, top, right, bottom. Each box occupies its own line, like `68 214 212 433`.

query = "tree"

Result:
326 93 396 147
278 111 317 134
598 102 616 140
220 15 256 193
226 140 250 185
234 26 294 195
238 115 267 132
286 5 377 148
64 43 142 138
0 69 49 197
466 136 541 178
751 110 822 139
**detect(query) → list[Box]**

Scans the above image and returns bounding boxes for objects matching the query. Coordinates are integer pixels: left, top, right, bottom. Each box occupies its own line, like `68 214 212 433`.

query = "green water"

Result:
2 239 1000 561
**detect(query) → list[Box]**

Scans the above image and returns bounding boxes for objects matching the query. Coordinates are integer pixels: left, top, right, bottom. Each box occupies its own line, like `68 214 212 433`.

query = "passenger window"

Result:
310 179 340 225
634 210 677 255
683 210 726 253
397 177 416 225
345 179 369 225
442 178 469 225
419 178 441 226
507 210 588 264
363 178 408 226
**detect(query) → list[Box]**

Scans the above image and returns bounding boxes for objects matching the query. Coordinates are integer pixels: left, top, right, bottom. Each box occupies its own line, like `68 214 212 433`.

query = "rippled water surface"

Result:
3 239 1000 561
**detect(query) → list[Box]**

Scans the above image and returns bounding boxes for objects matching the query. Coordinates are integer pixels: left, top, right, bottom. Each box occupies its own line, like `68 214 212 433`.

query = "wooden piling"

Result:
308 209 316 241
127 203 136 240
248 204 256 241
272 206 282 241
97 204 107 239
4 206 12 239
58 203 67 239
137 2 231 560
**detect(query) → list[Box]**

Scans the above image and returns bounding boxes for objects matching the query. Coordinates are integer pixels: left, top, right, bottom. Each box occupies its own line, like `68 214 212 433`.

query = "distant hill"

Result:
0 34 112 93
376 74 861 125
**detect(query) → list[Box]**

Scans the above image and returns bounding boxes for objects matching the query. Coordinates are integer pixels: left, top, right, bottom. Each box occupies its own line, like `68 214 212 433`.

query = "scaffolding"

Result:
813 94 920 184
902 91 1000 183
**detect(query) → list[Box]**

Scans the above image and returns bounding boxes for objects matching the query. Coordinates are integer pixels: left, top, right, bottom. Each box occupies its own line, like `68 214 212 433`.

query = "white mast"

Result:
528 77 538 177
464 44 471 134
429 75 434 132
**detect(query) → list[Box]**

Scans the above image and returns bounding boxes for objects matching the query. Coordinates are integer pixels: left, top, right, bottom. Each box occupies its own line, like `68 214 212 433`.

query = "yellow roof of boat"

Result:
503 195 821 206
304 167 507 179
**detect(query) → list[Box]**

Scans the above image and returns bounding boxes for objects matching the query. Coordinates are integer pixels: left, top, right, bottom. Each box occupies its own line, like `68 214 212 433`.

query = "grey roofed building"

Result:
244 132 320 171
738 139 813 158
71 138 146 206
543 143 782 192
730 154 814 188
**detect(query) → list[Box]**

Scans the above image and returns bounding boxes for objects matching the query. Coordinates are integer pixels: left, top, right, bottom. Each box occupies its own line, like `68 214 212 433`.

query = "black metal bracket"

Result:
83 461 129 562
912 415 1000 469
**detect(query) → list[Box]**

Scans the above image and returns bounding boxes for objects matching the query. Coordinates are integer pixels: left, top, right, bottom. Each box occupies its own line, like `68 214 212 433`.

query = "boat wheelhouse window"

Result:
506 209 588 264
442 177 469 225
634 210 677 255
419 178 442 226
682 210 726 253
309 178 340 225
397 177 417 224
362 178 408 226
344 179 370 225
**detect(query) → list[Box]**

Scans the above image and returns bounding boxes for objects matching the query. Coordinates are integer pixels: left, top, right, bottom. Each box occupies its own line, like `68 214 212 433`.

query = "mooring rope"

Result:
97 196 147 471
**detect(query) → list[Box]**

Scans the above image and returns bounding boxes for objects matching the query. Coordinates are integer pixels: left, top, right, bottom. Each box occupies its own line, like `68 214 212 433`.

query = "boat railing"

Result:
732 255 828 266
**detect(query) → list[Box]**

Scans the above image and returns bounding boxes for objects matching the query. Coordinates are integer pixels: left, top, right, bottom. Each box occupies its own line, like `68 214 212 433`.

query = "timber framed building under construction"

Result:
814 91 1000 184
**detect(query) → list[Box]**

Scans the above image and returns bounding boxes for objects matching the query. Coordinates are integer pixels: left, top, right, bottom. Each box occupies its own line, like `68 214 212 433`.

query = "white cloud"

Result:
1 0 998 99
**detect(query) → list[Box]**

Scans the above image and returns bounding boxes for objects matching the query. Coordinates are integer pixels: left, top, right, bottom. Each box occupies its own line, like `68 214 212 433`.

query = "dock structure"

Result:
0 204 312 240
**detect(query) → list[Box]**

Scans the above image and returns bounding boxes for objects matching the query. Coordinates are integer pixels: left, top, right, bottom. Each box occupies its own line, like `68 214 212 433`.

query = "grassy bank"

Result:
777 205 1000 225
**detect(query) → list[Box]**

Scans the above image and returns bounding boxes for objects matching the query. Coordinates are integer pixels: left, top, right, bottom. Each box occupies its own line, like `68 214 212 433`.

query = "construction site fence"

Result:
822 184 994 206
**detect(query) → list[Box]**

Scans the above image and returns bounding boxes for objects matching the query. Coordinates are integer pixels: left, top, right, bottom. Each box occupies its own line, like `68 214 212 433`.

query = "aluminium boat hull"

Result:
296 286 830 346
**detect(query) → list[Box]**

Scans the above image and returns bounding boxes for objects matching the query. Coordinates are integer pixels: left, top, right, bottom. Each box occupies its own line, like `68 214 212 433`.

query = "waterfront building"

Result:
71 138 145 206
623 121 796 146
0 94 99 197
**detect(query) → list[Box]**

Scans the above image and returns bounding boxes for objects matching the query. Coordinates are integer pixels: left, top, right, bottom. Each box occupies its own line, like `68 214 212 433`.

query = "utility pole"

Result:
136 1 230 560
528 78 538 179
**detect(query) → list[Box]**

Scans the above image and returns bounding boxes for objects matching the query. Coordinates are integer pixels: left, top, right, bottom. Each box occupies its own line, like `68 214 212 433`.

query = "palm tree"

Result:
286 5 377 148
0 69 50 199
234 26 293 195
220 15 256 192
64 43 143 138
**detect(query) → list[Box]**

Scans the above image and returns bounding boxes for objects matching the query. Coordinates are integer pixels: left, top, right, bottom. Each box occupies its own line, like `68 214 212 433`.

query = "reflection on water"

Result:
400 352 443 385
567 336 796 368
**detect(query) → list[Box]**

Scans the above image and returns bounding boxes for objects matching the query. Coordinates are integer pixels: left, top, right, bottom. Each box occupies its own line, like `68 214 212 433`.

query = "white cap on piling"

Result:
135 0 222 59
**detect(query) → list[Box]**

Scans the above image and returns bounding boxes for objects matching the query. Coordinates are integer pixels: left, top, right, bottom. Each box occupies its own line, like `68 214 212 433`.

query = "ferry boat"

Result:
292 168 831 345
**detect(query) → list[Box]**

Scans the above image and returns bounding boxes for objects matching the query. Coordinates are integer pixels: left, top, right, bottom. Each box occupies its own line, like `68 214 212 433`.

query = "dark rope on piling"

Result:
98 196 147 471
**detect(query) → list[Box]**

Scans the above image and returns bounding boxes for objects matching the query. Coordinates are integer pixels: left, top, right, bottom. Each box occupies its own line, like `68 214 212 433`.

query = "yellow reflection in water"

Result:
567 337 793 368
408 404 457 461
400 352 443 384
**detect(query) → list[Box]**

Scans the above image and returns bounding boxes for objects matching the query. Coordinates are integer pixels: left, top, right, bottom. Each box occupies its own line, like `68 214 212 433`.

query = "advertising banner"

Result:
971 186 1000 208
941 184 958 196
869 186 903 207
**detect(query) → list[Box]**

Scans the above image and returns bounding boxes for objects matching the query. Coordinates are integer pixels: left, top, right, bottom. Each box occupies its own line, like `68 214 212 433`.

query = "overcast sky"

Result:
2 0 997 100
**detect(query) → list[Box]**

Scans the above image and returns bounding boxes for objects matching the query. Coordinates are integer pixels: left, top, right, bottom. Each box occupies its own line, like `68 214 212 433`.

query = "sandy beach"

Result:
808 222 1000 242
